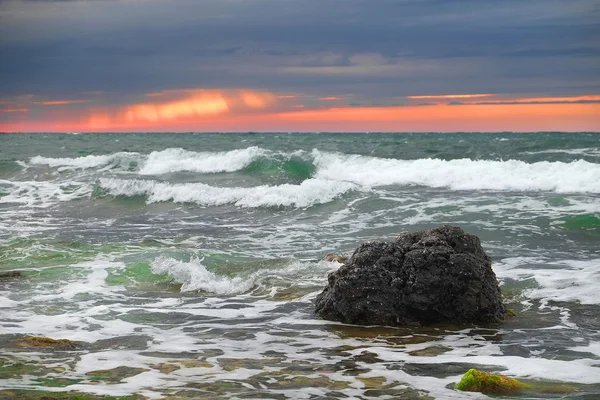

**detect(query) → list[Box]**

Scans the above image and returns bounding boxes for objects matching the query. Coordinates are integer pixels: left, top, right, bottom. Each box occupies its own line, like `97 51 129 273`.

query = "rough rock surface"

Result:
315 226 506 326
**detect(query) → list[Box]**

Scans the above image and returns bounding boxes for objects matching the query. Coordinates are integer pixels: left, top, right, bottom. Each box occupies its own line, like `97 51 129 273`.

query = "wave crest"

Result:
139 147 267 175
30 152 140 171
98 177 356 208
312 150 600 193
151 255 254 295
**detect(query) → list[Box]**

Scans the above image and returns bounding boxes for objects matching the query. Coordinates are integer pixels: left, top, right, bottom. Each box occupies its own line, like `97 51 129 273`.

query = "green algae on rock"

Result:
456 369 530 395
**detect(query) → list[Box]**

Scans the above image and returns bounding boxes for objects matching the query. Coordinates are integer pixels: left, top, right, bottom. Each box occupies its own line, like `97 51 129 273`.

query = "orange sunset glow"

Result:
406 94 493 99
1 90 599 132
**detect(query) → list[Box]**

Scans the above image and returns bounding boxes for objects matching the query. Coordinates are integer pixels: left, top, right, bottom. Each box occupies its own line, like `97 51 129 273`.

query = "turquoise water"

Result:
1 132 599 399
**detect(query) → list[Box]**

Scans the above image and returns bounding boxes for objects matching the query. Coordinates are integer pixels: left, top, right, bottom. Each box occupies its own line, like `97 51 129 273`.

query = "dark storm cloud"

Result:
0 0 599 99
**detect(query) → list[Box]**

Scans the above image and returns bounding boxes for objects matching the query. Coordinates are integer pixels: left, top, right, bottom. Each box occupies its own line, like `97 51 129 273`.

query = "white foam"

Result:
150 256 336 295
138 146 267 175
31 258 119 302
359 339 600 385
29 152 140 171
0 296 18 308
99 177 356 208
570 342 600 357
0 179 92 207
495 257 600 305
312 150 600 193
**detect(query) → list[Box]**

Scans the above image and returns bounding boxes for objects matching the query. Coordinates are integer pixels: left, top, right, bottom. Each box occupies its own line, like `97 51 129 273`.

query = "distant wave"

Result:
98 177 357 208
30 152 140 171
521 148 600 157
28 147 273 175
138 147 267 175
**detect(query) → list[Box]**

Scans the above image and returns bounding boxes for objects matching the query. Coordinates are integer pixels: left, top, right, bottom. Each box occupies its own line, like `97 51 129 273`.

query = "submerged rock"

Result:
455 369 529 395
0 271 23 281
86 366 149 383
0 390 145 400
16 337 78 349
315 226 506 326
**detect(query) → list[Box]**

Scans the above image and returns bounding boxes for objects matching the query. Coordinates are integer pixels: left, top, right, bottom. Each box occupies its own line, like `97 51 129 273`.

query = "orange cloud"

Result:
85 89 275 128
124 94 229 123
406 94 600 105
0 108 28 113
32 100 89 106
318 96 345 101
238 90 275 108
407 94 493 99
474 95 600 104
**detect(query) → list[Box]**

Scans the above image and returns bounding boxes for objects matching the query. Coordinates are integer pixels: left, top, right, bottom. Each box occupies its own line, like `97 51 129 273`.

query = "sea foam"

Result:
99 177 356 208
495 257 600 305
0 179 92 207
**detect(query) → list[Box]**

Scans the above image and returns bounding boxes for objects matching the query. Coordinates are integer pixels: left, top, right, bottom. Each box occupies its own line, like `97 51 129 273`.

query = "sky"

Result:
0 0 599 132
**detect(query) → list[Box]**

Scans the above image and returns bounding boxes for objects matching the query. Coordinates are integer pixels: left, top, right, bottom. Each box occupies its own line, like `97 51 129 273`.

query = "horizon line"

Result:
2 130 599 134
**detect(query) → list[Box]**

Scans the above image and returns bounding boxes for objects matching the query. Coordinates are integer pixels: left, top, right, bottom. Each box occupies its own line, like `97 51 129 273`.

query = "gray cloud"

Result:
0 0 599 100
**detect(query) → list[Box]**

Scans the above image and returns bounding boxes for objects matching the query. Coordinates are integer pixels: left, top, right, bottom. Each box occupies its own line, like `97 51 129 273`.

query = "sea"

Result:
1 132 599 399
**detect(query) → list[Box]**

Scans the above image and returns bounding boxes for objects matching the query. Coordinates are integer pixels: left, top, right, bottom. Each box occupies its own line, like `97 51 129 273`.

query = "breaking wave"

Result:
138 147 267 175
312 150 600 193
30 152 140 171
151 255 255 295
150 255 337 295
27 147 308 178
98 177 357 208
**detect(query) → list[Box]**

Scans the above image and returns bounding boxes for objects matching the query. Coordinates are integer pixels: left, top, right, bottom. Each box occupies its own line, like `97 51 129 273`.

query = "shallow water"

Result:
1 132 599 399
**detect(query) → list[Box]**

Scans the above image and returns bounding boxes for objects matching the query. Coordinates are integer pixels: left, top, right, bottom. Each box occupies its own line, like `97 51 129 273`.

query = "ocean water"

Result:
1 131 599 399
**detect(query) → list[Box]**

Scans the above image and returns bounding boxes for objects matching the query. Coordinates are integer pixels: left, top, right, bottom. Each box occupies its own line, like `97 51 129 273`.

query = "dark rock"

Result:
0 271 23 281
315 226 506 326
